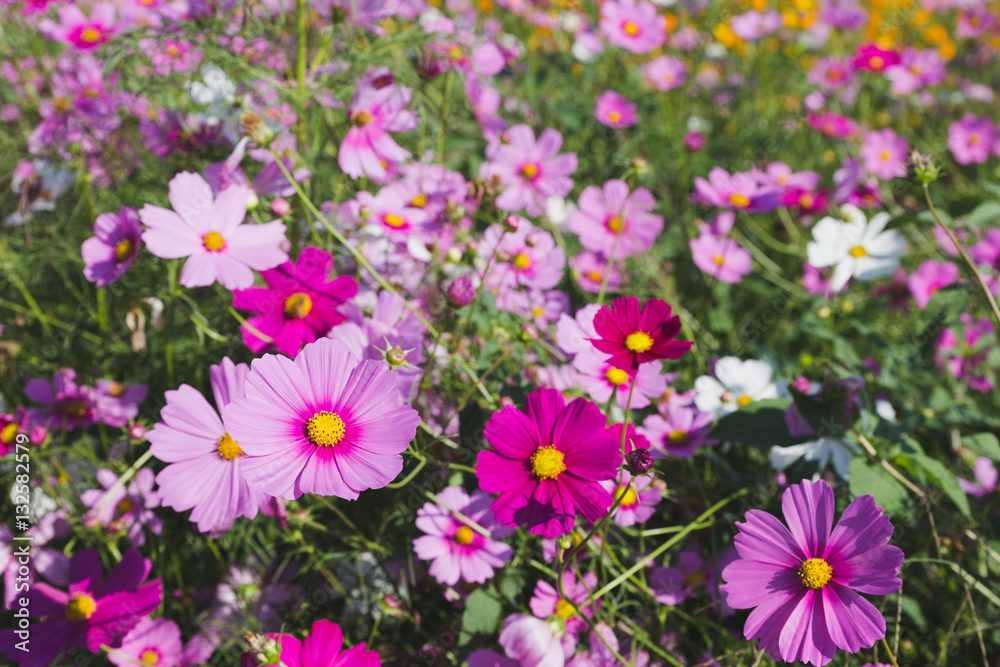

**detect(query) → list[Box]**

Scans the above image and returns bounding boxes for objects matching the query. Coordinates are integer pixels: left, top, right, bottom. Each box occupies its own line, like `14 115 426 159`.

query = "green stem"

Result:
880 637 901 667
438 71 453 161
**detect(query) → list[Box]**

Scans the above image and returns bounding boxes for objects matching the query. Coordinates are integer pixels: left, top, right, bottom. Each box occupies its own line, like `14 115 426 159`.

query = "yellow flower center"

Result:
1 422 20 444
65 592 97 622
799 194 815 208
114 238 135 262
616 484 639 507
383 213 406 228
52 97 72 113
202 231 225 252
625 331 653 353
736 394 754 406
849 245 867 258
607 111 621 123
713 255 725 266
140 649 161 665
797 557 833 589
167 44 180 56
66 400 88 417
107 383 126 397
454 526 475 545
623 21 640 36
306 411 346 447
969 134 980 145
530 445 566 481
605 367 630 386
869 55 885 70
587 270 602 282
284 292 313 319
521 163 539 180
728 193 750 208
410 194 427 208
116 498 133 514
448 46 463 58
683 570 707 588
668 429 689 444
80 27 102 44
531 307 544 318
555 598 576 618
353 110 373 126
217 432 244 460
606 215 623 233
513 253 531 270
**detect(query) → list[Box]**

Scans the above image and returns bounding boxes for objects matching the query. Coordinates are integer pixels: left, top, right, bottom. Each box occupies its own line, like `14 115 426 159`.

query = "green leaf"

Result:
913 454 971 518
899 595 927 631
962 432 1000 461
708 399 810 448
847 459 909 516
460 588 502 645
964 200 1000 228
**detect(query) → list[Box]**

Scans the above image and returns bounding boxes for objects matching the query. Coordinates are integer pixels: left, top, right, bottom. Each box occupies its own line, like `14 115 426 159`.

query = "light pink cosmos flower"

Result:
339 79 418 180
907 259 959 308
690 232 753 284
599 0 665 54
108 617 183 667
480 125 577 217
40 3 118 50
498 613 568 667
81 468 161 547
640 55 687 91
554 303 601 357
884 48 946 96
529 570 598 637
948 114 1000 165
639 403 715 458
573 348 667 410
412 486 513 586
730 10 782 40
568 179 662 259
479 218 566 295
600 470 662 526
958 457 998 498
753 163 820 192
594 90 638 128
140 172 287 290
859 129 909 180
691 167 782 213
570 251 623 294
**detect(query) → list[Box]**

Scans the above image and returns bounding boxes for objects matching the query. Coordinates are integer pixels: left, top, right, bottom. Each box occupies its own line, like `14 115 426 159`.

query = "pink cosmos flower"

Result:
339 79 418 180
253 619 380 667
24 368 95 430
530 570 598 636
93 380 147 427
601 470 662 526
476 388 622 537
958 457 998 498
82 206 142 287
555 304 602 357
352 185 433 244
0 549 161 667
639 403 715 458
594 90 638 128
651 545 714 605
852 44 900 72
498 613 568 667
640 55 687 91
570 251 623 294
573 348 667 410
480 125 577 217
860 129 909 180
232 247 358 357
39 3 117 50
807 57 856 91
412 486 513 586
590 296 691 371
599 0 665 54
109 617 183 667
948 114 1000 165
690 232 753 284
479 218 566 295
81 468 161 547
907 259 959 308
140 172 288 290
568 179 662 259
807 112 857 138
148 357 272 533
936 315 994 392
224 337 420 500
885 48 946 95
754 163 820 192
730 10 782 40
720 479 903 666
691 167 782 213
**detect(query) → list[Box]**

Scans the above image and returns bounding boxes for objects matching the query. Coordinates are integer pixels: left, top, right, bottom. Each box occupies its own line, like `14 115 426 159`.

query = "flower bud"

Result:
502 215 520 232
446 276 476 307
386 345 407 367
270 197 291 217
910 150 941 185
28 425 48 445
244 632 282 666
625 447 654 475
240 111 274 147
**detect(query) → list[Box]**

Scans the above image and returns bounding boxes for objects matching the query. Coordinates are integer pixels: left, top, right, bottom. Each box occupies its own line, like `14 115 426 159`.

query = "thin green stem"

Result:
880 637 901 667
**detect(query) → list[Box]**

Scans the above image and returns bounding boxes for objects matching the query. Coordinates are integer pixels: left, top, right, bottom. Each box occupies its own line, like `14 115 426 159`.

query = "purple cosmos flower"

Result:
948 114 1000 165
224 337 420 500
25 368 96 430
81 468 161 547
641 55 687 91
907 259 960 308
233 247 358 357
860 129 909 180
720 479 903 666
692 167 782 213
0 549 162 667
599 0 666 54
690 232 753 284
339 78 418 180
594 90 638 128
480 124 577 217
93 380 148 428
601 470 662 526
639 403 715 458
148 357 272 533
82 206 142 288
413 486 513 586
140 172 288 290
651 544 715 605
568 179 662 259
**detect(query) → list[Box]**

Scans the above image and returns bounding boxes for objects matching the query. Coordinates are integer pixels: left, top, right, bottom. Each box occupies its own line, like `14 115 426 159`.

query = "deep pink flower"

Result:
476 388 622 537
480 125 577 217
594 90 638 128
233 247 358 357
590 297 691 371
254 619 380 667
721 479 903 666
24 368 95 430
0 549 162 667
936 315 994 392
808 112 857 138
82 206 142 287
948 114 999 165
413 486 513 586
568 179 662 259
852 44 900 72
225 337 420 500
860 129 909 180
690 232 753 284
339 80 418 180
907 259 959 309
140 172 288 290
782 188 830 215
39 3 117 50
599 0 666 54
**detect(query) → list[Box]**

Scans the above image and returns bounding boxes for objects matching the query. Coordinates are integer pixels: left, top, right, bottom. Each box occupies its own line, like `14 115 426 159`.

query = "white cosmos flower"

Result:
769 437 859 480
694 356 786 418
807 204 907 293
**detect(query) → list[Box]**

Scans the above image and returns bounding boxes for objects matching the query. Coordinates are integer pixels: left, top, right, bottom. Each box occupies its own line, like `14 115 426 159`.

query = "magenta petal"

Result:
822 583 886 654
733 509 806 567
300 619 344 665
782 478 834 558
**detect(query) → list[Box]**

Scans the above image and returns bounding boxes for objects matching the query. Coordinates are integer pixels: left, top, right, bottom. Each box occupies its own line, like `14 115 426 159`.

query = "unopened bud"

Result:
270 198 291 217
625 447 654 475
244 632 282 666
910 151 940 185
446 276 476 307
386 345 407 366
246 192 260 211
502 215 520 232
29 425 48 445
126 423 146 441
240 111 274 147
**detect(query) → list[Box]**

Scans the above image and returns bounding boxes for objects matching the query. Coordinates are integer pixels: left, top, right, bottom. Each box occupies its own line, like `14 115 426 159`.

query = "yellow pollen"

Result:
555 598 576 618
625 331 653 353
799 194 815 208
879 151 890 161
79 27 102 44
65 592 97 622
587 270 602 282
869 55 885 70
736 395 754 406
448 46 463 58
202 231 225 252
116 498 133 514
521 163 539 179
353 110 373 126
217 433 244 460
532 307 544 318
713 255 725 266
284 292 313 319
1 422 20 444
605 367 630 386
683 570 707 588
383 213 406 228
623 21 639 36
728 193 750 208
52 97 72 113
969 134 980 145
410 193 427 208
667 429 688 444
797 557 833 589
113 238 134 262
166 44 180 56
530 445 566 481
306 411 346 447
107 383 126 397
454 526 475 545
607 111 621 123
140 649 161 665
606 215 623 233
513 253 531 270
849 245 867 257
66 400 88 417
616 484 639 507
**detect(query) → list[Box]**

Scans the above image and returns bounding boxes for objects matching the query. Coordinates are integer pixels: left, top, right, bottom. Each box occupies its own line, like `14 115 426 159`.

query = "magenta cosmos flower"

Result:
339 79 418 180
140 172 288 290
594 90 638 128
24 368 95 430
907 259 959 309
39 2 117 50
476 388 623 537
599 0 666 54
224 337 420 500
0 549 162 667
948 114 999 165
720 479 904 666
233 247 358 357
480 125 577 217
568 179 662 259
148 357 272 533
860 129 909 180
852 44 900 72
253 619 380 667
413 486 513 586
690 232 753 284
82 206 141 287
590 296 691 371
